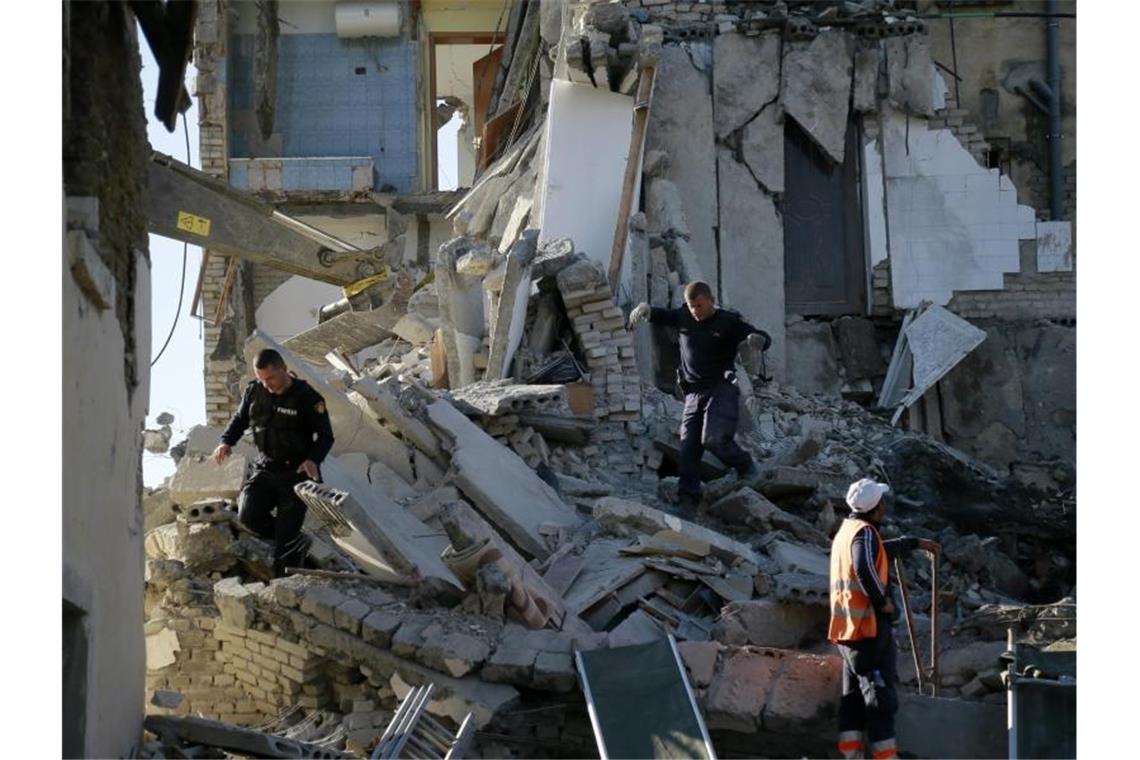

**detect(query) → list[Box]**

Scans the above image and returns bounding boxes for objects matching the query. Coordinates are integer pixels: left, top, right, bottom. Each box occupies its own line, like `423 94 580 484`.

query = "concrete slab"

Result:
426 399 581 560
168 453 247 507
884 35 935 116
898 306 987 417
348 376 444 464
281 272 413 366
297 458 463 592
713 599 827 649
593 497 760 567
741 103 784 194
713 31 781 138
486 231 538 380
716 148 785 381
766 540 829 577
780 30 854 164
852 44 881 113
646 43 719 289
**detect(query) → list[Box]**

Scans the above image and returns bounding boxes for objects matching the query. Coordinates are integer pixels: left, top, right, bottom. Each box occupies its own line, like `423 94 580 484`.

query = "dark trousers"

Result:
678 381 753 497
836 621 900 757
238 467 309 577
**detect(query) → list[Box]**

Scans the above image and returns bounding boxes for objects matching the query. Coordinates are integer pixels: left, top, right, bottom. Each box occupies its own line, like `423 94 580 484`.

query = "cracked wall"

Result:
63 2 151 755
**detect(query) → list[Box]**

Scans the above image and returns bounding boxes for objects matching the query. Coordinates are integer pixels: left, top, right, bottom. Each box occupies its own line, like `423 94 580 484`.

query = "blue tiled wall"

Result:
229 33 418 192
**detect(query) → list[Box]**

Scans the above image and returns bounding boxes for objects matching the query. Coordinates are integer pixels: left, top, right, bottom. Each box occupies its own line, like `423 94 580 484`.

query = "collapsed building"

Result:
64 0 1077 757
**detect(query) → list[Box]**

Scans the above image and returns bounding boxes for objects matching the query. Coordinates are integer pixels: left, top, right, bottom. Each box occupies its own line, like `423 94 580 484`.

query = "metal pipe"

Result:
930 548 939 696
893 558 925 694
1007 629 1018 759
1046 0 1063 219
949 15 961 107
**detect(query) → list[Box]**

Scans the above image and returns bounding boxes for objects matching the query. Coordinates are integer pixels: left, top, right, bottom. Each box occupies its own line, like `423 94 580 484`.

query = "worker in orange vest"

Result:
829 478 940 760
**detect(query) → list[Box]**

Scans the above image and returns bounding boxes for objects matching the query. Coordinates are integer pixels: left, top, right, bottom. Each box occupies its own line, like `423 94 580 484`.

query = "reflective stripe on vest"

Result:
829 517 889 643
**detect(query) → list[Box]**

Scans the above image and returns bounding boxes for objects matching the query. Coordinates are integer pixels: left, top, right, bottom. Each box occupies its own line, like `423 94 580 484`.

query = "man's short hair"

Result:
684 281 714 303
254 348 285 369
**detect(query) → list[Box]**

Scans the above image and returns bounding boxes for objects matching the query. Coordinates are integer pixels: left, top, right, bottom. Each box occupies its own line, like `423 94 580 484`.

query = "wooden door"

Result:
472 46 503 169
783 118 866 315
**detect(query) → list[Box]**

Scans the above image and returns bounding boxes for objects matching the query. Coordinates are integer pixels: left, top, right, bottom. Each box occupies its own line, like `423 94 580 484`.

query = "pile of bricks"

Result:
555 261 641 424
214 622 333 718
482 417 553 469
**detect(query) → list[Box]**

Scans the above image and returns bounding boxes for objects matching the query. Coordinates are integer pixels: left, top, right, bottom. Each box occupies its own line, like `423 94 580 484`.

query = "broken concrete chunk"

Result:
594 496 760 567
144 487 178 533
427 400 581 560
168 454 247 507
299 583 349 627
214 576 257 629
143 425 173 454
531 237 577 279
144 522 238 575
884 34 935 117
145 627 181 670
450 380 570 417
713 599 827 649
708 488 827 547
851 44 881 113
392 313 438 346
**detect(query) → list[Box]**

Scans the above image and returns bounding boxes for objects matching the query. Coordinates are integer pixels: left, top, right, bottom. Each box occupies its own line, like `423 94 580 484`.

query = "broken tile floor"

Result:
141 351 1075 757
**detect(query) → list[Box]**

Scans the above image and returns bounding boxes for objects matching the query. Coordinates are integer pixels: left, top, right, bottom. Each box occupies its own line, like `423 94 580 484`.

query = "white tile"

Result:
966 173 1000 194
1016 205 1036 223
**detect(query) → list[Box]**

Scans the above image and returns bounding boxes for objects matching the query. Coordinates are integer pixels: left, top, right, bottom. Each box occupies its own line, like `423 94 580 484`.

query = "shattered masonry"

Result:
133 1 1076 757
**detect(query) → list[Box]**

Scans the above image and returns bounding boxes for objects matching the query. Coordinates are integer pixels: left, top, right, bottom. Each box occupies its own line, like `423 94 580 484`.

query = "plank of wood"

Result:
607 65 657 292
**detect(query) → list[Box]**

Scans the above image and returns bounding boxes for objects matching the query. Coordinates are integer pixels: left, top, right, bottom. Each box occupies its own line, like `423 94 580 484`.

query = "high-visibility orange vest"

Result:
829 517 889 643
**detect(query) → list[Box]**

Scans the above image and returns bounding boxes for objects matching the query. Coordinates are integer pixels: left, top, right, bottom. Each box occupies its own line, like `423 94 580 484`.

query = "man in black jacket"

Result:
631 281 770 511
213 348 334 577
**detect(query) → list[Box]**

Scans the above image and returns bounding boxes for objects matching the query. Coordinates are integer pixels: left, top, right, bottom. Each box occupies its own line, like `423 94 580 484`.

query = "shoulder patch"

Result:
315 401 326 415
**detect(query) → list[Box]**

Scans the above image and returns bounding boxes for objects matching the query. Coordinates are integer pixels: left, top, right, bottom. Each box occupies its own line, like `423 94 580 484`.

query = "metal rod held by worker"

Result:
894 557 925 694
930 548 940 696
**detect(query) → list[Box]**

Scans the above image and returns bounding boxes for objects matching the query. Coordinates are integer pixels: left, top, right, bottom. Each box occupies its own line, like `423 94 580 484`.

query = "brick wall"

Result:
632 0 730 25
196 0 248 428
926 107 990 167
947 272 1075 321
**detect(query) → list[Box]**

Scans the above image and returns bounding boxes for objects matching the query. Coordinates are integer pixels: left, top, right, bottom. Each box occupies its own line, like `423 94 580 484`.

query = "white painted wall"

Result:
63 242 149 757
436 43 495 188
537 80 636 275
862 136 889 268
880 106 1038 308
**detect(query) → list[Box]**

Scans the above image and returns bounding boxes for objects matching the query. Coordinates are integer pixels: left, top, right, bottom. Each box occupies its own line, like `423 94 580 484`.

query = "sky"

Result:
140 46 206 487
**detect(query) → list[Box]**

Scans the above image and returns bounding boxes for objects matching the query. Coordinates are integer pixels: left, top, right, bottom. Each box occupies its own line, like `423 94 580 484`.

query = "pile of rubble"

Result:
141 256 1075 755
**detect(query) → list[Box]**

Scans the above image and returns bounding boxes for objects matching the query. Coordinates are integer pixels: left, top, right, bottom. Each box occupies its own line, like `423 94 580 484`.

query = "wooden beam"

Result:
608 65 657 293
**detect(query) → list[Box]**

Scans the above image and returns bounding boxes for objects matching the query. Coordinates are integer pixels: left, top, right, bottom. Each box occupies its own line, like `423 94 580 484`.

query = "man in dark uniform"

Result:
630 280 771 512
212 348 334 577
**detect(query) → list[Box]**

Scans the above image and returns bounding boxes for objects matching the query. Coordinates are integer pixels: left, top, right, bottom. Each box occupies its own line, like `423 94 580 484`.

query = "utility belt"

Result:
675 370 737 396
